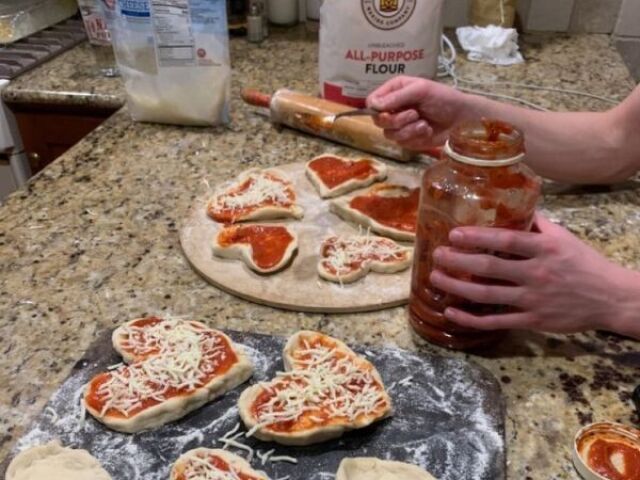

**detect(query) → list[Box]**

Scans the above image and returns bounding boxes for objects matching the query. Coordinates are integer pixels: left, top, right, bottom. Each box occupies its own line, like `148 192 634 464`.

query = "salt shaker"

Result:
247 1 264 43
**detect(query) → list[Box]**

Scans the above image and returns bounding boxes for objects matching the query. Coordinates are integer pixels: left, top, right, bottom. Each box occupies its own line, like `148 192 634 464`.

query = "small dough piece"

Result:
85 317 253 433
212 223 298 274
330 184 419 242
337 458 437 480
171 448 269 480
318 234 412 284
305 154 387 198
238 330 392 446
6 441 112 480
206 168 304 223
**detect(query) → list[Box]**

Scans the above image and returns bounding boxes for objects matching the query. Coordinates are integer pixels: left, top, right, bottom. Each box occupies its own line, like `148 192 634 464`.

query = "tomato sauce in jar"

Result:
409 120 541 350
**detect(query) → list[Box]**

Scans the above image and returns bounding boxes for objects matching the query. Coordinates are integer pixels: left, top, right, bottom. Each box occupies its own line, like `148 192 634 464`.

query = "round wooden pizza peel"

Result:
179 161 423 313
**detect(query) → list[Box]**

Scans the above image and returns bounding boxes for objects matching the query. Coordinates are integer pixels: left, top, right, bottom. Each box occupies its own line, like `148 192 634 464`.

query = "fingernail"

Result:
416 121 429 133
444 308 456 320
433 247 444 262
450 230 463 242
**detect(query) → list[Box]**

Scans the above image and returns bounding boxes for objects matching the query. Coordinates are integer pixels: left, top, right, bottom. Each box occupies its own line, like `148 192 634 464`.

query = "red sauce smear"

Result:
587 439 640 480
208 174 295 224
350 187 419 233
250 335 386 433
85 330 238 419
308 156 378 189
175 454 261 480
218 225 294 270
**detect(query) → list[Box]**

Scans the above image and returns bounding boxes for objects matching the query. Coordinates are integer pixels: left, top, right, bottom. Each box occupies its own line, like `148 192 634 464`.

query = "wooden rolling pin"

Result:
242 88 422 162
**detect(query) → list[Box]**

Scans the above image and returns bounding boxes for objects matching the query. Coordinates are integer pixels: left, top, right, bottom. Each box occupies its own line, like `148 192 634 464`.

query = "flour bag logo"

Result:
361 0 417 30
320 0 443 107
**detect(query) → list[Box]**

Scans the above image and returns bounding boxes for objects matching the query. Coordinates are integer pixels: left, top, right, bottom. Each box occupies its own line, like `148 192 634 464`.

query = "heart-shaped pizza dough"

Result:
306 154 387 198
207 168 304 224
238 331 392 446
318 234 413 283
84 317 253 433
171 448 269 480
212 224 298 273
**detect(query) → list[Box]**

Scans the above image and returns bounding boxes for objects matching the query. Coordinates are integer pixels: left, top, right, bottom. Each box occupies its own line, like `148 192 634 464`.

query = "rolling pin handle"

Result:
241 88 272 108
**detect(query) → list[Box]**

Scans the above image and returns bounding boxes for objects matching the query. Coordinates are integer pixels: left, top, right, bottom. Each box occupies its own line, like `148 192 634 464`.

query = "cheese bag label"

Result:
319 0 444 107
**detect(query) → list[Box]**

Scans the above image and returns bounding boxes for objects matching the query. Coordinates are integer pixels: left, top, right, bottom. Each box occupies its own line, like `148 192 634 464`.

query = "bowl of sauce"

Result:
573 422 640 480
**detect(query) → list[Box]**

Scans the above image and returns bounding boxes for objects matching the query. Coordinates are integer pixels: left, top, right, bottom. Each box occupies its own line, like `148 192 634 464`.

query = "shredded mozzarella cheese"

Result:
211 171 294 213
249 337 388 435
94 320 229 417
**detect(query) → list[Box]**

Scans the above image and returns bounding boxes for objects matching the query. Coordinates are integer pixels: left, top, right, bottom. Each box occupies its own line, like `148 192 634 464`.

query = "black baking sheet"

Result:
1 330 505 479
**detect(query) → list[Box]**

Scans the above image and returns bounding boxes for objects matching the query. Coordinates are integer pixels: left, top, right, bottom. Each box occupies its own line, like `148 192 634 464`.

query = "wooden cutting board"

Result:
179 161 423 313
0 329 506 480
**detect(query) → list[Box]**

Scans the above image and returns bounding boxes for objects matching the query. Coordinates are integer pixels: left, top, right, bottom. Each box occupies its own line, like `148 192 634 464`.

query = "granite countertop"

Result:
1 42 125 109
1 27 639 479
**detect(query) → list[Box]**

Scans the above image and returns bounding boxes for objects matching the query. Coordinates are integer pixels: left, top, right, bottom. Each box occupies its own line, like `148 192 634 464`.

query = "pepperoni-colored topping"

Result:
308 155 378 189
587 439 640 480
349 186 419 234
218 225 295 270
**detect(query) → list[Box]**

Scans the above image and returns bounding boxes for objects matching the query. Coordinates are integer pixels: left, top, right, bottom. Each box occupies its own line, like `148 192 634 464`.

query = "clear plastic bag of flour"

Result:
110 0 231 126
319 0 444 108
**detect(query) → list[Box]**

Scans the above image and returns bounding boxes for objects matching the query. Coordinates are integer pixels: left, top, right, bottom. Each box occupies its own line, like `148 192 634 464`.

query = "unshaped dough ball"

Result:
6 441 112 480
337 457 437 480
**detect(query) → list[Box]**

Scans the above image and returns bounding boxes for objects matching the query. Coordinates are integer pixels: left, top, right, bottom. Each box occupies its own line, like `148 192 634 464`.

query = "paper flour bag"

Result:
319 0 444 107
111 0 231 126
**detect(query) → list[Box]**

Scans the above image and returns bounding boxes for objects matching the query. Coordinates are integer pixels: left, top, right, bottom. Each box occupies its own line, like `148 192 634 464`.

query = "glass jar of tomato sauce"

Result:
409 119 542 350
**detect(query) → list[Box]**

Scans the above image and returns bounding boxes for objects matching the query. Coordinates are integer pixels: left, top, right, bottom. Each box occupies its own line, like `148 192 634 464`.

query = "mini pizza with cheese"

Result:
330 184 419 242
171 448 269 480
84 317 253 433
318 234 412 284
238 330 392 446
206 168 304 224
212 224 298 274
305 154 387 198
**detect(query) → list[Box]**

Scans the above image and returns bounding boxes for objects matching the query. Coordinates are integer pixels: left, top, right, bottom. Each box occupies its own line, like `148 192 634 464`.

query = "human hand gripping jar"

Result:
409 120 542 350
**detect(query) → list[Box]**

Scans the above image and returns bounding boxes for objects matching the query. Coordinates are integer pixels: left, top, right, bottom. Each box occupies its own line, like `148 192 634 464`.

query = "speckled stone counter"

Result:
1 27 639 479
1 42 125 109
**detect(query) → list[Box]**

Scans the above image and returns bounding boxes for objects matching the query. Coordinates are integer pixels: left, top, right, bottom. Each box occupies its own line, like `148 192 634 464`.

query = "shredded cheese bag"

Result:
319 0 445 107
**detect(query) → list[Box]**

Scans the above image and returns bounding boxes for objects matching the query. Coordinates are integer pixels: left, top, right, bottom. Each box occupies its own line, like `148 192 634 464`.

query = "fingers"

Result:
368 79 432 112
430 270 525 306
384 120 433 144
367 76 417 110
374 109 420 130
444 307 536 331
433 247 528 283
449 227 542 258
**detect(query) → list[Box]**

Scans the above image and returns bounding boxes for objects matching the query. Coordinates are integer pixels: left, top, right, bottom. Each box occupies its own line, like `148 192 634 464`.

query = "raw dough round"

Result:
337 457 437 480
6 441 112 480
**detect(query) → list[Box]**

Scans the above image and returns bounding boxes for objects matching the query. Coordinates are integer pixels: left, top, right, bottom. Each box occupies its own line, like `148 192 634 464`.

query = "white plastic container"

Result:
268 0 298 26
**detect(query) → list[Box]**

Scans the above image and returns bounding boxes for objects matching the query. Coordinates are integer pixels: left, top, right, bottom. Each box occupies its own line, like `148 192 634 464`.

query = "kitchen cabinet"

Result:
6 101 117 174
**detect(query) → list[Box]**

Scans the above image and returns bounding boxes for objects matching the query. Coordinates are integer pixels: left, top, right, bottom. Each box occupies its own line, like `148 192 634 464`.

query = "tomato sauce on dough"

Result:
308 155 378 189
349 187 419 233
218 225 294 270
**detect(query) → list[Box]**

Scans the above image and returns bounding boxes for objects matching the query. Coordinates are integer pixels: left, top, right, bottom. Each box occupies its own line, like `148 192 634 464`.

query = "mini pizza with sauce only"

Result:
171 448 269 480
212 223 298 274
238 330 392 446
84 317 253 433
318 234 412 284
305 154 387 198
207 168 304 224
329 184 419 242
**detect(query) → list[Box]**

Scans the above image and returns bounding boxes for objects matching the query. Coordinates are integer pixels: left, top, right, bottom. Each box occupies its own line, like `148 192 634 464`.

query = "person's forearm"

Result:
606 265 640 340
458 88 640 184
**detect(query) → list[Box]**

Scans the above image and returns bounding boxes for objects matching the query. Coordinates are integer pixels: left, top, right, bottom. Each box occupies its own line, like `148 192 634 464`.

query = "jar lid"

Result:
444 140 524 167
572 421 640 480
